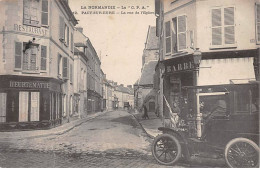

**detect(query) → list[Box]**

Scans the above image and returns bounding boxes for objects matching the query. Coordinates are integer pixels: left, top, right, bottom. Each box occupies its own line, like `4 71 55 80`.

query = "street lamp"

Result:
193 48 202 138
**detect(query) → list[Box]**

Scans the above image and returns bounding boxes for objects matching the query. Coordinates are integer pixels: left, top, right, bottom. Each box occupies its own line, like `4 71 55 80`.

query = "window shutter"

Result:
41 45 47 70
59 16 64 40
67 26 69 46
212 8 222 45
256 4 260 43
71 32 73 50
165 21 171 54
224 7 235 44
70 63 73 83
171 17 177 53
41 0 48 26
63 57 68 79
15 42 22 69
177 15 187 50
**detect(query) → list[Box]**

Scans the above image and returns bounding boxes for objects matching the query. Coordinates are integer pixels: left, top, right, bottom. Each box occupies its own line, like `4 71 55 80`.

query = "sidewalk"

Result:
131 111 163 138
0 111 108 141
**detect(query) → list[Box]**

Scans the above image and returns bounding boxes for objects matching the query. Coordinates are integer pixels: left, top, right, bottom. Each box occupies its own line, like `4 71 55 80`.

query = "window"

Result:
256 3 260 44
165 21 171 54
23 0 48 27
211 7 235 47
165 15 187 54
0 93 7 123
58 54 62 77
40 45 47 70
23 0 41 27
177 15 187 51
59 16 69 46
71 32 74 51
62 57 69 79
15 42 47 72
41 0 48 26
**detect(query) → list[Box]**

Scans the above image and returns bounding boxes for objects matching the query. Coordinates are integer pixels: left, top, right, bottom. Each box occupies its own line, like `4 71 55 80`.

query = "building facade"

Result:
73 27 89 119
0 0 77 130
155 0 260 120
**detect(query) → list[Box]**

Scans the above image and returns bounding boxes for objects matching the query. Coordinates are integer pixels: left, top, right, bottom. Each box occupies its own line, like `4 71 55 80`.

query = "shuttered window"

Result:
15 42 22 69
59 16 65 41
165 21 171 54
62 57 69 79
41 0 48 26
224 7 235 44
256 3 260 44
177 15 187 50
211 7 235 46
172 17 178 53
66 25 69 46
23 0 41 27
41 45 47 70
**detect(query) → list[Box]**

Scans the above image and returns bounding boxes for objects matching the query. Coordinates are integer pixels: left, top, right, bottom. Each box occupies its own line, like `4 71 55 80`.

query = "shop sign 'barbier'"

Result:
166 61 194 73
13 24 48 36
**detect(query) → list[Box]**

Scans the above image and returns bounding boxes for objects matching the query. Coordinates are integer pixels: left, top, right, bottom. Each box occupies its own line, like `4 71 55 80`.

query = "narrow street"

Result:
0 110 227 168
0 110 175 168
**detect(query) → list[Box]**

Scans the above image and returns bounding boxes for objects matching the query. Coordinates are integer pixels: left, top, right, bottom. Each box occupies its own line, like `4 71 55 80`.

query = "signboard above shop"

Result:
13 24 49 37
163 55 195 74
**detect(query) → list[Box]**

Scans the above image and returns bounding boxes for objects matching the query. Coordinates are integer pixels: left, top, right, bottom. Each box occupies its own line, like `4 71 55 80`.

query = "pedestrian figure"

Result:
142 104 149 119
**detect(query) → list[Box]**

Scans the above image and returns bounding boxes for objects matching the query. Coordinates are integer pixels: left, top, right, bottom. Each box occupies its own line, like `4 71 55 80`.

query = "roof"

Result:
145 26 159 50
139 60 157 85
115 85 134 95
75 42 87 47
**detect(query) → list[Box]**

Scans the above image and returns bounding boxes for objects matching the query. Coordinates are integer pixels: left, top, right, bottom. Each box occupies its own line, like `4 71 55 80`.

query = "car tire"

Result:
152 134 182 165
225 137 259 168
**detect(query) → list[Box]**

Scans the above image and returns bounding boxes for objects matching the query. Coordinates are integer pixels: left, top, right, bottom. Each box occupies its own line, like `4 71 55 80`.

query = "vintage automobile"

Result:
151 82 259 168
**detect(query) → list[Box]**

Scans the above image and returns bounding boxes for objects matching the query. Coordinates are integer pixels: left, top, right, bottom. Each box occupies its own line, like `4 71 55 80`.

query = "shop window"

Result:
211 7 235 47
30 92 40 121
19 91 40 122
256 3 260 44
19 92 29 122
0 93 7 123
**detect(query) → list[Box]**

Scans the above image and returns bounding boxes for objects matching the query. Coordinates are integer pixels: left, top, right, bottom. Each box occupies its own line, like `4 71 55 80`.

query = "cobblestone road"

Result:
0 110 226 168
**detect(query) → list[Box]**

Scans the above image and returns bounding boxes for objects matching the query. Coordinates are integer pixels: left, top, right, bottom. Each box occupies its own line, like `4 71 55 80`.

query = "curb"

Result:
128 112 155 139
0 111 109 140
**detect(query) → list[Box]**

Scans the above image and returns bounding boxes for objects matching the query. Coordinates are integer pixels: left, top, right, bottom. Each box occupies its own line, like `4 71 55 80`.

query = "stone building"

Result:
155 0 260 119
0 0 78 130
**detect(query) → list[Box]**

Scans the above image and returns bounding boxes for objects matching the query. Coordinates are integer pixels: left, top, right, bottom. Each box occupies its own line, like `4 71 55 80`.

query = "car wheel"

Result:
152 134 182 165
225 137 259 168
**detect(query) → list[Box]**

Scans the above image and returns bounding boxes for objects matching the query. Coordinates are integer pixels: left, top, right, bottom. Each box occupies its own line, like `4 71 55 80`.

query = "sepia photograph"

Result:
0 0 259 168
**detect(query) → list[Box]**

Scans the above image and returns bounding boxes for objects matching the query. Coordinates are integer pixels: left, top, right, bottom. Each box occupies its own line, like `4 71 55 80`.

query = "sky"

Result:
69 0 156 86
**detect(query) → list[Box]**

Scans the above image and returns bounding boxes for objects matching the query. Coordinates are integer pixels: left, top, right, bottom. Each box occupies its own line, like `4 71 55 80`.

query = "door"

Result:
19 91 29 122
149 101 155 112
30 92 40 121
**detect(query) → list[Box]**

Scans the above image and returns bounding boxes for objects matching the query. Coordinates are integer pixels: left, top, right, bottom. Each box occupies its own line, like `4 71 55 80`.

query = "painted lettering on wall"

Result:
14 24 48 36
9 81 50 89
166 62 194 73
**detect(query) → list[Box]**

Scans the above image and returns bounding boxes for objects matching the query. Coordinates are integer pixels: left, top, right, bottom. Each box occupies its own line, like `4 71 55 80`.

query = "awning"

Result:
198 57 256 85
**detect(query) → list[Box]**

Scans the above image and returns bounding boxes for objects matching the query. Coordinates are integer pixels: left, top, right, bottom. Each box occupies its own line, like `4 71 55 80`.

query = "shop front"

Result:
0 75 63 131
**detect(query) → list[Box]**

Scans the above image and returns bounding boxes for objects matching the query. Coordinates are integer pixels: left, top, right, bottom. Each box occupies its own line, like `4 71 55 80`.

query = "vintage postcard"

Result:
0 0 259 168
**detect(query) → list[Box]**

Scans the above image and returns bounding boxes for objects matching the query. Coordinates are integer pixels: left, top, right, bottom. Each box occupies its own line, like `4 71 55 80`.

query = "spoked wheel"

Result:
225 138 259 168
152 134 182 165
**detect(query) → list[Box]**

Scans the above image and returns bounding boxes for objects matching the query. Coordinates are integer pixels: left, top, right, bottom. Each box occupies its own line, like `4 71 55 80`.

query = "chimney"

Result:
127 85 132 89
76 27 83 33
